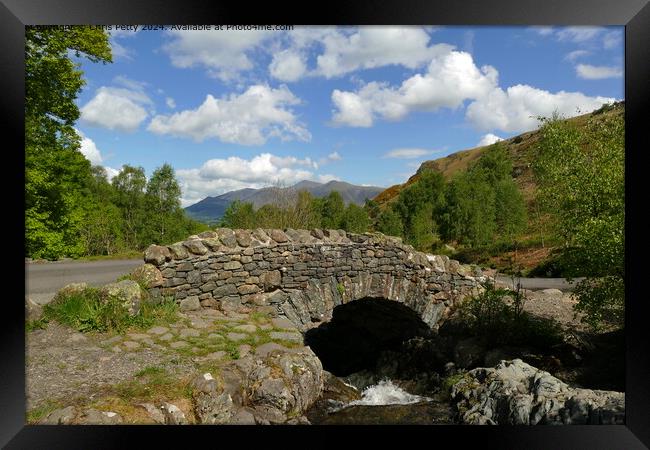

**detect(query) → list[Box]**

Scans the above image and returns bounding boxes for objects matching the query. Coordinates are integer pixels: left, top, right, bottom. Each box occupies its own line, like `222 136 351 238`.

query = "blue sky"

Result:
72 26 624 207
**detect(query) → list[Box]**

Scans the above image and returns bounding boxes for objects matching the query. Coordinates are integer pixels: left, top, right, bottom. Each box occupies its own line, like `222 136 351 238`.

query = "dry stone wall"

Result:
143 228 487 331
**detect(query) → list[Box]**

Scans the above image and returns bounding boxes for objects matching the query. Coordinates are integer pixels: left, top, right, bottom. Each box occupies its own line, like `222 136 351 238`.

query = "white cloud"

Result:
466 84 616 133
383 148 440 159
603 31 623 49
80 84 152 132
148 84 310 145
110 40 134 60
75 129 103 165
564 50 590 62
177 153 335 206
162 29 273 81
576 64 623 80
269 50 307 82
530 26 555 36
166 97 176 108
104 166 121 182
477 133 504 146
315 152 342 167
555 26 605 43
265 26 453 82
331 50 498 127
109 29 139 60
313 26 453 78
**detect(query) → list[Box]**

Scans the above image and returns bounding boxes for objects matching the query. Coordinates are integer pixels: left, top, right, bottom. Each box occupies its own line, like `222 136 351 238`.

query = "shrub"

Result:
43 287 178 334
458 280 563 349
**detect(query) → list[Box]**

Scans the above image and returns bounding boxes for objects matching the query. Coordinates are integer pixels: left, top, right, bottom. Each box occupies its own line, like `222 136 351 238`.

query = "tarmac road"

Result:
25 259 143 305
25 258 584 305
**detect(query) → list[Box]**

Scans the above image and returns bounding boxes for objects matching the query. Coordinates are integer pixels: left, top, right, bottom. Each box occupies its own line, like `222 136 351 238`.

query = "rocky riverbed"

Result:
26 283 624 425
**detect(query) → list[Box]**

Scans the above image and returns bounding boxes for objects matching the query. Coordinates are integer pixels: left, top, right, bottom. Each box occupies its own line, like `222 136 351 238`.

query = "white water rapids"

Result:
332 379 432 410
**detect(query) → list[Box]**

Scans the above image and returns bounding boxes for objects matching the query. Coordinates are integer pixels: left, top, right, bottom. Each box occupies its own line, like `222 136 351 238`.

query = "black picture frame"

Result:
2 0 648 447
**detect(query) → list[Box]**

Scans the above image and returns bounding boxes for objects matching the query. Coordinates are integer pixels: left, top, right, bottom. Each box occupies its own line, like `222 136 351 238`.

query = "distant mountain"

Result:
185 180 384 223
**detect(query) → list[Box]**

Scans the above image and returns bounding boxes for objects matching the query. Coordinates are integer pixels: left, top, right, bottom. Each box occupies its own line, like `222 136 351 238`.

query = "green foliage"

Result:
533 111 624 329
221 200 257 229
441 171 496 246
440 143 526 247
144 163 184 244
376 208 403 237
25 26 112 260
111 164 147 249
394 170 446 250
341 203 371 233
318 191 346 229
458 281 563 349
43 287 178 334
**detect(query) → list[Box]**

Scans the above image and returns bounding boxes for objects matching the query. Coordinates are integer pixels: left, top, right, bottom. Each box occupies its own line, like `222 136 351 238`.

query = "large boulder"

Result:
99 280 142 316
191 346 324 424
25 297 43 321
130 264 164 288
53 282 88 302
144 245 171 266
451 359 625 425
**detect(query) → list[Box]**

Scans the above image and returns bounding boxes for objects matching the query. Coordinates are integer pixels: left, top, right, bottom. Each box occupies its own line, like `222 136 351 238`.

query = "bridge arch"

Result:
142 228 485 331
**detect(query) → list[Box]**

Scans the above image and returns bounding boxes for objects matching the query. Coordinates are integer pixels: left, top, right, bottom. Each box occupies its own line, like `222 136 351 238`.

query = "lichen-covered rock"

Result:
179 296 201 311
25 297 43 321
54 282 88 301
451 359 625 425
243 347 324 418
80 409 123 425
144 245 171 266
216 228 238 248
99 280 142 316
168 242 189 260
192 372 236 424
191 346 323 425
131 263 164 288
234 229 252 247
183 239 208 255
269 229 289 243
160 402 188 425
41 406 77 424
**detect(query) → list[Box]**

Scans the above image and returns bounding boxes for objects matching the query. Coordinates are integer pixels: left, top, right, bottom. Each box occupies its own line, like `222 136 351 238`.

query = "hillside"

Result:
373 102 624 273
186 180 383 223
374 102 625 211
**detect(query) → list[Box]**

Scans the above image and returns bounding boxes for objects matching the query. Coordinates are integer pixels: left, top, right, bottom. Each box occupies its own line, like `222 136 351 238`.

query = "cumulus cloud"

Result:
331 50 498 127
176 153 338 206
80 81 152 132
162 29 273 81
332 47 616 134
576 64 623 80
148 84 310 145
312 26 453 78
76 129 103 165
477 133 504 146
269 50 308 82
267 26 453 81
465 84 616 133
166 97 176 108
383 148 440 159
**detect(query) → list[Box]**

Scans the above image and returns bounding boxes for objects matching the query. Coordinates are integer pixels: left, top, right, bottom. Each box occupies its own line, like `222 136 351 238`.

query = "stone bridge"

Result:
143 228 487 332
